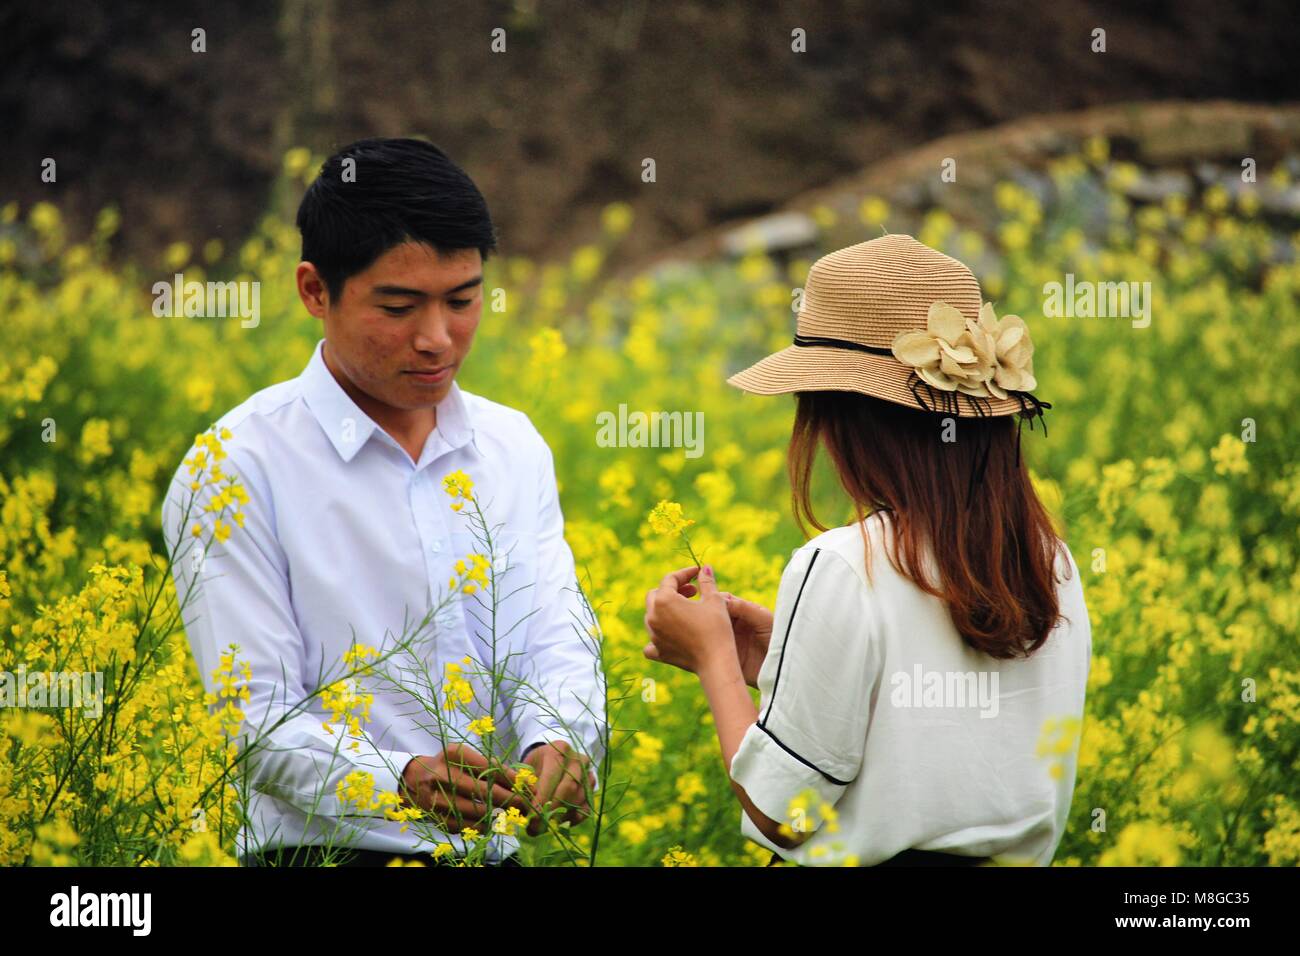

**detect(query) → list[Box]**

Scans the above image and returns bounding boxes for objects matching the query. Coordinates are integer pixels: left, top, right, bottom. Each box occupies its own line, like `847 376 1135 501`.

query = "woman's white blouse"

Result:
730 511 1091 866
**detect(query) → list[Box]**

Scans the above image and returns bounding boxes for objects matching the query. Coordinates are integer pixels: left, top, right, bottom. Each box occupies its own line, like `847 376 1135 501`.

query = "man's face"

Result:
299 241 484 411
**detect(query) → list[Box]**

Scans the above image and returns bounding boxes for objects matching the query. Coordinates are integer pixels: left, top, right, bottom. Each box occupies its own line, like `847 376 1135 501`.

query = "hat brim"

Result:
726 345 1028 417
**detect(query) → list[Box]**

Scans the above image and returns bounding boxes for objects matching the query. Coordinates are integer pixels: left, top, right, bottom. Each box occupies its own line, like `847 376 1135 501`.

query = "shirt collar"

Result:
300 338 480 464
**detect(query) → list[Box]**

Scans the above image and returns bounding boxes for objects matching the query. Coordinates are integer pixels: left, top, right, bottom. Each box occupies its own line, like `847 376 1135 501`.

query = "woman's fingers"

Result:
726 593 767 624
646 571 702 626
659 566 700 593
695 564 719 597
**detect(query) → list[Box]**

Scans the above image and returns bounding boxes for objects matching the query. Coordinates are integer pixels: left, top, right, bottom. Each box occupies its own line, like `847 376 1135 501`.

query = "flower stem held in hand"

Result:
648 500 704 577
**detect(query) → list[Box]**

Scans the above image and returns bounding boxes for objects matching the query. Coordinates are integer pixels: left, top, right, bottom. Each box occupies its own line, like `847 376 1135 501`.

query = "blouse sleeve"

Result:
729 545 879 838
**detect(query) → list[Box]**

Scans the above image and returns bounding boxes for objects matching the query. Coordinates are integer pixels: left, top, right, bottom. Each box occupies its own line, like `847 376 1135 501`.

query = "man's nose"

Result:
411 305 454 353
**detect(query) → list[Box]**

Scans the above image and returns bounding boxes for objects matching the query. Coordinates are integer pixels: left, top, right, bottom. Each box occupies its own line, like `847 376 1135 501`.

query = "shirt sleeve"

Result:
507 430 607 768
730 545 879 839
161 438 417 818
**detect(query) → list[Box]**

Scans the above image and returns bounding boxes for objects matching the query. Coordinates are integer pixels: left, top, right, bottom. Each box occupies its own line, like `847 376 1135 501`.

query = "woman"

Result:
643 234 1091 866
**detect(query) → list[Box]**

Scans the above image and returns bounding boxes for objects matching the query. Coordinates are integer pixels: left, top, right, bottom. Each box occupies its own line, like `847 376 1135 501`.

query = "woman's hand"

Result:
644 565 736 675
720 592 774 689
646 567 791 851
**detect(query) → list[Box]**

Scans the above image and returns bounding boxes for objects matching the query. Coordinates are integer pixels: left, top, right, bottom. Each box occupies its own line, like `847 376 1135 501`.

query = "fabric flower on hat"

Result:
891 300 1036 398
890 301 994 395
974 302 1036 398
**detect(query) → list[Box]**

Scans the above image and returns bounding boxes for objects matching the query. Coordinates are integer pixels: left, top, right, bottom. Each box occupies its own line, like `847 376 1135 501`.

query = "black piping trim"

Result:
754 547 853 787
758 724 853 787
760 548 820 727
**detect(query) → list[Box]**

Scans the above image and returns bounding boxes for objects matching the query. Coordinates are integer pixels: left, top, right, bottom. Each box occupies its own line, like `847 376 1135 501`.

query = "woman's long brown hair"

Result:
789 390 1066 660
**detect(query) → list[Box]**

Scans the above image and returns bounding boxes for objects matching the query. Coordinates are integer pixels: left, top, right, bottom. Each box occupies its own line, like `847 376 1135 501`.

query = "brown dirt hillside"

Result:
3 0 1299 265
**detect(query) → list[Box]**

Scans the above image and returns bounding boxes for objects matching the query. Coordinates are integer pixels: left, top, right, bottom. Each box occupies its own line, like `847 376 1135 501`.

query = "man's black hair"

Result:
296 137 497 301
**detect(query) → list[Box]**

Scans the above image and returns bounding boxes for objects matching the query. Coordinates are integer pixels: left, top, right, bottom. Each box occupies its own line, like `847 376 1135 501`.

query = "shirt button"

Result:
430 540 442 553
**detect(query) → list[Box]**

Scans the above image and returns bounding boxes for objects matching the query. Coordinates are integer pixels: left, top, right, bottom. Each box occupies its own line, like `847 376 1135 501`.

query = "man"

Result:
162 137 604 866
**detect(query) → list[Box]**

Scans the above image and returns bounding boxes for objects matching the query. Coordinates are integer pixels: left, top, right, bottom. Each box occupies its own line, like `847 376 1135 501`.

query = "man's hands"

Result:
520 739 596 837
399 741 597 839
398 743 529 832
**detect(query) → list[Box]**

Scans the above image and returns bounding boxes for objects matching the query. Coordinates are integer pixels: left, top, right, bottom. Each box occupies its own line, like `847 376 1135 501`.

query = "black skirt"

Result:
768 847 990 866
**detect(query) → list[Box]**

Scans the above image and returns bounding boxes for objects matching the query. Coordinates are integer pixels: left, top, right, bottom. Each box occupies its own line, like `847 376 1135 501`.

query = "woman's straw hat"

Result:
727 234 1047 419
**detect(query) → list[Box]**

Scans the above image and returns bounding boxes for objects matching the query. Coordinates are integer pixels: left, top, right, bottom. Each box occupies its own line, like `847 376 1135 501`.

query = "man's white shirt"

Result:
161 338 605 861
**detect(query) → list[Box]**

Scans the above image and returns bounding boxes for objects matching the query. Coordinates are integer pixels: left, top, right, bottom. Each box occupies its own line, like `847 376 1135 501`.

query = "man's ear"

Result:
296 261 331 319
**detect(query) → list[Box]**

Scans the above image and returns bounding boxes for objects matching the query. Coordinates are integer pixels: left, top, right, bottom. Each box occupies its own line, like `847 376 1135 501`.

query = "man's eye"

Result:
381 305 413 316
448 298 473 309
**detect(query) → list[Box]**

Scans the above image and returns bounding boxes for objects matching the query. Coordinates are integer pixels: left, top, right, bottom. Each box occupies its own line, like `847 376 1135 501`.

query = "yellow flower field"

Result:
0 145 1297 866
